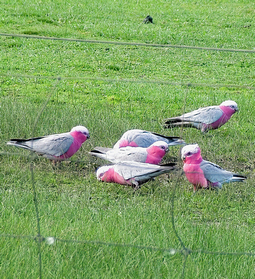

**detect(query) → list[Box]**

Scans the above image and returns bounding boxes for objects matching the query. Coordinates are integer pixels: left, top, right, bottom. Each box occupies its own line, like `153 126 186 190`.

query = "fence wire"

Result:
1 33 255 279
0 73 254 90
1 33 255 53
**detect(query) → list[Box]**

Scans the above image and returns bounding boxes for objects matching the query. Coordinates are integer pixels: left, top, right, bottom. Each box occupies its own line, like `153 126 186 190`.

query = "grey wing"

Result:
113 129 143 148
107 147 147 163
114 162 173 181
123 129 152 147
132 131 160 147
180 106 223 124
25 133 74 156
122 130 173 148
200 160 233 183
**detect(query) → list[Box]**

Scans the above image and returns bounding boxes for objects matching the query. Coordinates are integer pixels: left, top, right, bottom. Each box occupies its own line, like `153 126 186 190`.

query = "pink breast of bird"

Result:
100 167 131 185
118 139 139 148
56 131 88 160
203 105 236 131
145 145 166 165
183 163 208 188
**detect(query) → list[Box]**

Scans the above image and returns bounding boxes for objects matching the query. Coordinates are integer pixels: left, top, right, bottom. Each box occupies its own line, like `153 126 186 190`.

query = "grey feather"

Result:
90 146 148 163
200 160 246 185
7 133 74 157
113 129 185 148
164 106 223 127
114 161 175 183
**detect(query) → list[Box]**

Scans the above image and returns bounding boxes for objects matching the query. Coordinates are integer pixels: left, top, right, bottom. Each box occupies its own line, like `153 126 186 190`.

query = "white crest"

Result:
220 100 238 110
150 141 169 149
181 144 200 159
96 166 111 180
71 126 89 135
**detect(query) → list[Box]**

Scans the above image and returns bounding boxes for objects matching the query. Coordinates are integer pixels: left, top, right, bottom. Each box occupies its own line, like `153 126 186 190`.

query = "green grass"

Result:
1 0 255 278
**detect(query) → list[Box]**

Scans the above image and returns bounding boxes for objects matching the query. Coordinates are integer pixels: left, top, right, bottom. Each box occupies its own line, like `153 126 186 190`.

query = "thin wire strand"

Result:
29 77 61 279
0 33 255 53
1 233 255 257
0 73 254 90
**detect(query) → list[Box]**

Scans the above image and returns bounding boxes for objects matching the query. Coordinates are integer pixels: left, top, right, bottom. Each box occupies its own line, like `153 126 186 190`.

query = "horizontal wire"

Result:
0 73 254 90
192 248 255 257
55 237 183 254
0 33 255 53
1 233 254 257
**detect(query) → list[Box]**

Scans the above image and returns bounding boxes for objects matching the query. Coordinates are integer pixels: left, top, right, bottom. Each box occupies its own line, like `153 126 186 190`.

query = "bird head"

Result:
96 166 111 181
149 141 169 153
220 100 238 112
181 144 201 162
71 126 90 139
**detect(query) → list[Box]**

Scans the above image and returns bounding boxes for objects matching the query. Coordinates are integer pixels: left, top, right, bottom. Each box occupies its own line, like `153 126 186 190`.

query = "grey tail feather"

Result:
9 137 44 142
7 141 32 151
152 132 183 141
163 120 194 129
160 162 176 167
89 147 112 154
232 174 247 182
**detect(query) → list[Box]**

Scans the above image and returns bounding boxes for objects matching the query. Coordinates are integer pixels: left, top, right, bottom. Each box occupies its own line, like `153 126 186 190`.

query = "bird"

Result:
113 129 185 148
181 144 247 192
164 100 238 132
96 161 176 189
90 141 169 165
143 15 153 24
7 126 90 161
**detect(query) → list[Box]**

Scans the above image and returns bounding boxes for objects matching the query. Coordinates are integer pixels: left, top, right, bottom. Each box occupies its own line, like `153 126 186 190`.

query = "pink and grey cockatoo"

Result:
164 100 238 132
113 129 185 148
181 144 246 192
7 126 90 161
90 141 169 165
96 161 176 188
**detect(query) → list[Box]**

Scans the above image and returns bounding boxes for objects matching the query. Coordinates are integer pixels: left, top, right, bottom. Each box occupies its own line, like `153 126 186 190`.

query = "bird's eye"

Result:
186 152 192 156
161 146 166 150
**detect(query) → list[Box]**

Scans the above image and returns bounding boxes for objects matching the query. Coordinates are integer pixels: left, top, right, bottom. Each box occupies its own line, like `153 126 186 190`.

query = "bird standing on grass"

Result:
113 129 185 148
90 141 169 165
181 144 246 192
164 100 238 132
96 161 176 189
143 15 154 24
7 126 90 161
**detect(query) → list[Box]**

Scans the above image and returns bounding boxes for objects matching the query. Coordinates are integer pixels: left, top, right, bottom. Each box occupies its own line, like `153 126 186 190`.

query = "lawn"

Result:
0 0 255 278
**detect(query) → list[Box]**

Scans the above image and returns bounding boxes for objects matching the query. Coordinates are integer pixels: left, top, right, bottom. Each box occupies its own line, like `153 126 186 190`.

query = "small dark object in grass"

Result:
144 15 153 24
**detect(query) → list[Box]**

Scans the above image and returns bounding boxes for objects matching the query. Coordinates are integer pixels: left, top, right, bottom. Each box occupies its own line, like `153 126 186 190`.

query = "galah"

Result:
113 129 185 148
164 100 238 132
90 141 169 165
7 126 90 161
181 144 246 192
96 161 176 188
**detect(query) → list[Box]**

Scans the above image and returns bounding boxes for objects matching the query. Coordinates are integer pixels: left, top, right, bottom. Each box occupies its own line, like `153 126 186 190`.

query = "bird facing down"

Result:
164 100 238 132
7 126 90 161
181 144 246 192
113 129 185 149
96 161 176 188
90 141 169 165
143 15 153 24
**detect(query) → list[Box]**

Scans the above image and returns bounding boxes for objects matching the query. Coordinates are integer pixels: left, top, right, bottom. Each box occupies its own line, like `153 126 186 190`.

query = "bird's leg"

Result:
131 180 140 191
193 185 197 193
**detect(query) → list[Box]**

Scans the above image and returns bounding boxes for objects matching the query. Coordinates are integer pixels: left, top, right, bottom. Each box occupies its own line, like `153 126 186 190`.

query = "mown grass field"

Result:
1 0 255 278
